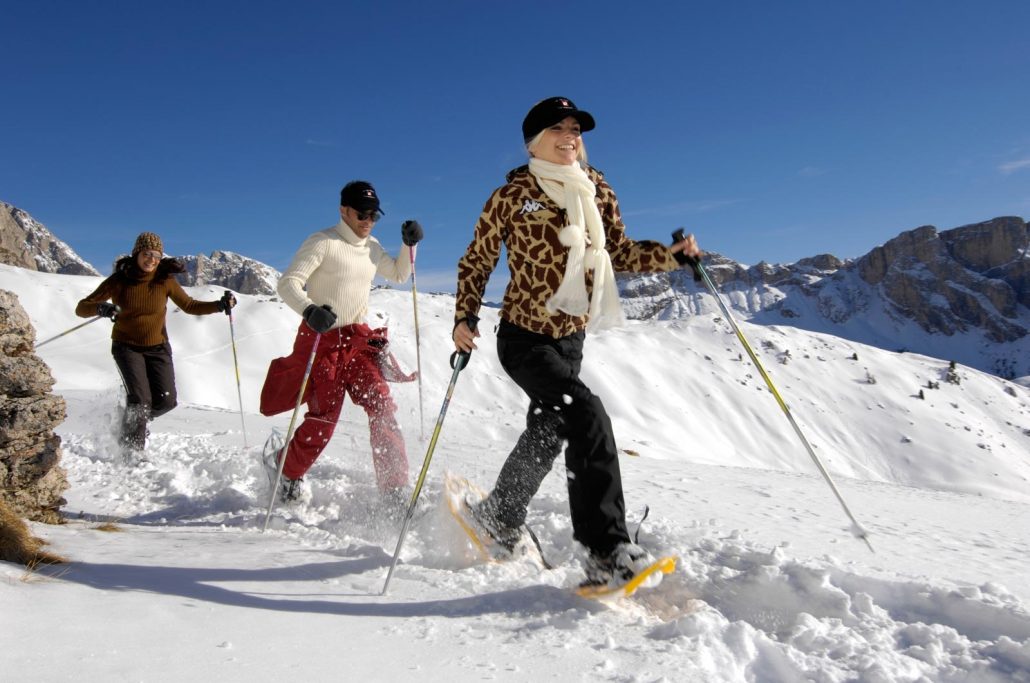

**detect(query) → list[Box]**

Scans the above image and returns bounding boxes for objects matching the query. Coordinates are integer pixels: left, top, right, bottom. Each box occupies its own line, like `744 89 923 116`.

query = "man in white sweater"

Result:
265 180 424 503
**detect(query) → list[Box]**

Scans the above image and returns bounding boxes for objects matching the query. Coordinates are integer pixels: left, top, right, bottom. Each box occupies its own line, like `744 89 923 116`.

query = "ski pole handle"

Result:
671 228 703 282
450 313 480 371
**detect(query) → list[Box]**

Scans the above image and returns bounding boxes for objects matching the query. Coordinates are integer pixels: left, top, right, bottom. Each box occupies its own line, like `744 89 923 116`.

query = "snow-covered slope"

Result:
3 264 1030 682
13 264 1027 502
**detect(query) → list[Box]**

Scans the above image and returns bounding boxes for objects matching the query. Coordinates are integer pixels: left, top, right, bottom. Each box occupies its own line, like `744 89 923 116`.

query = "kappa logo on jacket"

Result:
519 199 545 215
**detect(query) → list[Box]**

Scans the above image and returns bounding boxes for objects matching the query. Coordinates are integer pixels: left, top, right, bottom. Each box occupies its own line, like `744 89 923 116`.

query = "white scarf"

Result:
528 158 624 331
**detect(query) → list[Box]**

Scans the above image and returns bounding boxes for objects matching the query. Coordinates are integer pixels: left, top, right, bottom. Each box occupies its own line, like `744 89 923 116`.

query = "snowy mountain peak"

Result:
0 201 279 296
619 216 1030 378
176 250 280 296
0 201 100 276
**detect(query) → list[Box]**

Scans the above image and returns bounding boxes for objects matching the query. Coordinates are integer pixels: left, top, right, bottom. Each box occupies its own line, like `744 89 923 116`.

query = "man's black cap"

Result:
340 180 383 214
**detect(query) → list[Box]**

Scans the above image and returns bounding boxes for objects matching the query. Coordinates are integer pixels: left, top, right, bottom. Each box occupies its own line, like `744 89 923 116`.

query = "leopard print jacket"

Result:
455 164 681 338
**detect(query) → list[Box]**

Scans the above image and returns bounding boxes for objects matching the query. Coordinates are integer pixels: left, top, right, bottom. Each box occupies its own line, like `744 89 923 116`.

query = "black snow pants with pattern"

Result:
484 319 630 555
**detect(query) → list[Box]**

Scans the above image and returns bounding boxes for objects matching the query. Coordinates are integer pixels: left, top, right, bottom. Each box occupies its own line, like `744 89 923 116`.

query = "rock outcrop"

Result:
618 216 1030 378
0 201 100 275
0 289 69 524
177 250 280 296
854 217 1028 342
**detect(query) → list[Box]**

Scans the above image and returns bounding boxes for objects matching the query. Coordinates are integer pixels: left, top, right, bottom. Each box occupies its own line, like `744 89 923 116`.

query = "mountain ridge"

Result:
3 199 1026 378
0 200 280 296
617 216 1030 378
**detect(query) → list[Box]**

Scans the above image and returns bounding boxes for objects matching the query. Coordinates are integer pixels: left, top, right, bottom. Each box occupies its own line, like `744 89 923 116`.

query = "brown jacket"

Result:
76 258 221 347
455 165 681 338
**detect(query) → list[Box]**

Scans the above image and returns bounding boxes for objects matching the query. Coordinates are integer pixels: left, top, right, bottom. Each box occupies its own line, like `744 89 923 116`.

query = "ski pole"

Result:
410 245 424 439
35 316 103 348
225 291 248 449
673 229 874 553
261 330 322 532
381 313 480 595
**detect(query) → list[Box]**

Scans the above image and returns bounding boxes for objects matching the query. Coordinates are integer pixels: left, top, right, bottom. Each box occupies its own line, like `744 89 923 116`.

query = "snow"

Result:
2 263 1030 682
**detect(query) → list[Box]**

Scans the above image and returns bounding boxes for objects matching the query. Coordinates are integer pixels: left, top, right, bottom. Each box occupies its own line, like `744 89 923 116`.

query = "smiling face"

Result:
529 116 582 165
136 249 161 273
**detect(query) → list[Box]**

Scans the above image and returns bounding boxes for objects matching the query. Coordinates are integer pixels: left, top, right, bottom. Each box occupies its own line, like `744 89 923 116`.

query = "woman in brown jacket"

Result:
76 232 235 457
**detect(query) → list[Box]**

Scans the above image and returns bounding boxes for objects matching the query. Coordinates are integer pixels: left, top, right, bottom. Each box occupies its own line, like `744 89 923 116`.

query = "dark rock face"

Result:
0 290 69 523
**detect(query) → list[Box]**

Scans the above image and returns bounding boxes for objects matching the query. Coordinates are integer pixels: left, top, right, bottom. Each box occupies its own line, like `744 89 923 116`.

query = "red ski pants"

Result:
280 326 408 491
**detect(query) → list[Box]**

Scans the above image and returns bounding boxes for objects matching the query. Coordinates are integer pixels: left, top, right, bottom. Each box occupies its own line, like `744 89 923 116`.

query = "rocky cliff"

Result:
853 217 1028 341
618 217 1030 378
0 201 100 276
0 289 69 523
1 200 281 296
176 250 280 296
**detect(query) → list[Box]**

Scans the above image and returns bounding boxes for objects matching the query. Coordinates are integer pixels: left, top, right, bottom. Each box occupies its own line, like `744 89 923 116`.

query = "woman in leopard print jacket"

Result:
452 96 701 585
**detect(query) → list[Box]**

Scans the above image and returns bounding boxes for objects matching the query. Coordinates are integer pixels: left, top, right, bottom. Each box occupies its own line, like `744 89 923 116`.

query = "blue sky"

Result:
3 0 1029 297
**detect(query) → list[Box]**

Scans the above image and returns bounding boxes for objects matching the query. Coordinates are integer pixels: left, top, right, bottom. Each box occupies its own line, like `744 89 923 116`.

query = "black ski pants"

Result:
487 319 630 555
111 341 177 449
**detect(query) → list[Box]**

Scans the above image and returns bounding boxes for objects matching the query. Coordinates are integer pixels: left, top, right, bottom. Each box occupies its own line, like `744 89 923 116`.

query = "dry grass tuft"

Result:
93 522 124 533
0 498 66 568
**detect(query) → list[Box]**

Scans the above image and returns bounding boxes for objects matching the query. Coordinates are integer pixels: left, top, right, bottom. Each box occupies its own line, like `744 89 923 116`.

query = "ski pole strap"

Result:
671 229 703 282
449 313 480 371
633 505 650 545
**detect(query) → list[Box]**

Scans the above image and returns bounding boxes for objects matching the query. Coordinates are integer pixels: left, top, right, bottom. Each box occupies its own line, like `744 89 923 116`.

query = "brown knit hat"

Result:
132 232 164 256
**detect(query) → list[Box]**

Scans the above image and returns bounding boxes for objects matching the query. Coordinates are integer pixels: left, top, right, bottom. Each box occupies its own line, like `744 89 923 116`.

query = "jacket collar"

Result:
334 219 366 246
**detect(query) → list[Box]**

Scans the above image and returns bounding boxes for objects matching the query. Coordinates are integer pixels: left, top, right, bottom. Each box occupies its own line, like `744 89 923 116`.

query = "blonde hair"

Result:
526 129 589 164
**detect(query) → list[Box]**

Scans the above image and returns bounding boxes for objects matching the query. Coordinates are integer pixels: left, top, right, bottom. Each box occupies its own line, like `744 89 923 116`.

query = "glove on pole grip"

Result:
450 313 480 371
222 290 235 316
672 228 703 282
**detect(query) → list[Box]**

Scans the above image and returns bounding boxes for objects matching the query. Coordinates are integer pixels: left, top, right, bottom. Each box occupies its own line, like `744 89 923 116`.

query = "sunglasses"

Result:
353 208 382 223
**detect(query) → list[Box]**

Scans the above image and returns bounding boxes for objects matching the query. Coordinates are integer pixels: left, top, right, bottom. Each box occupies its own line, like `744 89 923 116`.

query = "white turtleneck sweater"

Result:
277 220 412 328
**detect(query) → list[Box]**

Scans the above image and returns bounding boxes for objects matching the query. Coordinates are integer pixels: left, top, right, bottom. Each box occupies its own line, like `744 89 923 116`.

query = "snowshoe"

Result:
442 472 548 565
577 544 676 599
261 428 285 488
583 542 656 586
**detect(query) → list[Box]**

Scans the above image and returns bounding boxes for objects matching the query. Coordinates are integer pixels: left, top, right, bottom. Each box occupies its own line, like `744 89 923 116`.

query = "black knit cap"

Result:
340 180 384 214
521 96 595 143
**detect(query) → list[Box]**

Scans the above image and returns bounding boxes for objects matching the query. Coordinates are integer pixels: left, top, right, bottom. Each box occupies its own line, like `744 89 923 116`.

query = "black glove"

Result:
218 290 237 314
302 304 336 334
97 302 120 321
401 220 423 247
